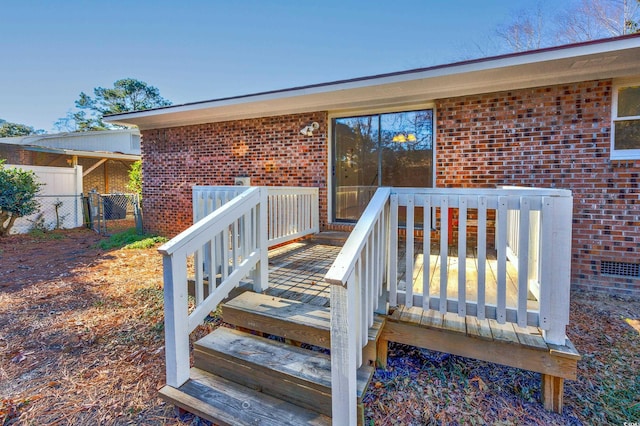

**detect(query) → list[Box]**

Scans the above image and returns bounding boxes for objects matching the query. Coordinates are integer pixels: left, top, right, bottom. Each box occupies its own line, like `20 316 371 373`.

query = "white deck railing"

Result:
160 186 319 388
389 187 572 341
266 187 319 246
325 186 572 424
325 187 391 426
193 186 319 247
159 187 268 387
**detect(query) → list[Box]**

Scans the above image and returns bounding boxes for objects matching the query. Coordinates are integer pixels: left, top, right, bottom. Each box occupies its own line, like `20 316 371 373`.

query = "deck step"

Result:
194 327 374 417
310 231 350 246
159 368 330 426
222 291 385 350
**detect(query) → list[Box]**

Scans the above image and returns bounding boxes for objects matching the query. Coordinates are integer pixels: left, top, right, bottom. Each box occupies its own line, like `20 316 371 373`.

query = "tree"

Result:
0 160 43 236
56 78 172 132
127 160 142 197
495 4 546 52
557 0 640 43
0 119 43 137
494 0 640 53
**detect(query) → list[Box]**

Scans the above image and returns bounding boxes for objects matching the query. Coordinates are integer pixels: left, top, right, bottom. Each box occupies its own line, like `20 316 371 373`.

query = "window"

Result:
332 109 434 221
611 82 640 160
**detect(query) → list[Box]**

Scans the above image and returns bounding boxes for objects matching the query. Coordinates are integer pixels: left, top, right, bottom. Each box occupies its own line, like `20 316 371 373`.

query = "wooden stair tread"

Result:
195 327 373 398
222 291 385 349
310 231 350 246
159 368 330 426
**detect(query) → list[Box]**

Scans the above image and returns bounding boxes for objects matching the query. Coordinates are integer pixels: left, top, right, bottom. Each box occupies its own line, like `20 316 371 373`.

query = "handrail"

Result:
325 187 390 286
192 185 319 247
326 185 573 423
160 185 320 389
159 187 268 388
159 187 260 257
326 187 390 426
266 186 319 246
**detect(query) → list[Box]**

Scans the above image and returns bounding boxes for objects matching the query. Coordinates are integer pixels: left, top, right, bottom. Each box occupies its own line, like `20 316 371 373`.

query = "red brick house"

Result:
107 35 640 296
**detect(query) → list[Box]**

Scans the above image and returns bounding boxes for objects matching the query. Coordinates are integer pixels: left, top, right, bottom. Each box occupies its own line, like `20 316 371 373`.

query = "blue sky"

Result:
1 0 541 132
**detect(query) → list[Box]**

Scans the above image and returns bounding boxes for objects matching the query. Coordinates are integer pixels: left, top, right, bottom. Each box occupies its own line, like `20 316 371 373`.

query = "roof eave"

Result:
104 35 640 130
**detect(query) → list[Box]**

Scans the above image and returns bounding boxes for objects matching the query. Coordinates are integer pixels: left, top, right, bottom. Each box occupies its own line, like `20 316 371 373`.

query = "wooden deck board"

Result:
265 238 539 315
466 316 493 340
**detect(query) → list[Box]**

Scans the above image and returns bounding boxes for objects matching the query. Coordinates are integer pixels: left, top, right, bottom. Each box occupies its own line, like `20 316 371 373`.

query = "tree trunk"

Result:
0 211 17 237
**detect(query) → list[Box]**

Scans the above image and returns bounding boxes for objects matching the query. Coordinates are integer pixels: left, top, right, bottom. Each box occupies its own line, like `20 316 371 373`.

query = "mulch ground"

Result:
1 228 638 425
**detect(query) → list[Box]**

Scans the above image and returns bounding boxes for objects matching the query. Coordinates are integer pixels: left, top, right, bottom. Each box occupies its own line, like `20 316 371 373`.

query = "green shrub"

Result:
0 160 43 236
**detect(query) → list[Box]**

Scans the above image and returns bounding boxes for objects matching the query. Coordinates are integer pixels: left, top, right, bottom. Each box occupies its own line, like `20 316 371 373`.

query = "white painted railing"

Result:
325 186 572 423
193 186 319 247
160 185 320 388
158 187 269 388
335 185 377 219
390 187 572 343
506 208 542 299
266 187 319 246
193 186 249 222
325 187 390 426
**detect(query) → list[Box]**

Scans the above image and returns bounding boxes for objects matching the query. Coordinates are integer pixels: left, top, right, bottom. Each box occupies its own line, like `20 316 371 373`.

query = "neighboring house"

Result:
0 129 141 194
106 34 640 296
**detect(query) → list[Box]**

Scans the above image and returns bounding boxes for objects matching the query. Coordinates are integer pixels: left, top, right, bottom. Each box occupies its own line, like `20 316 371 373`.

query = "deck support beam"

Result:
381 317 578 413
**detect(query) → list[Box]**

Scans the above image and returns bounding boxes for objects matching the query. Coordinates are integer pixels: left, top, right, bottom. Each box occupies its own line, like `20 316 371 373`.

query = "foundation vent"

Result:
600 261 640 278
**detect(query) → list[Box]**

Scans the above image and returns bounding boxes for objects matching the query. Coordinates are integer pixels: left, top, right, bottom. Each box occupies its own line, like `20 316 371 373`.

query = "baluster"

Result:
458 196 467 317
477 196 487 320
439 196 449 314
496 196 508 323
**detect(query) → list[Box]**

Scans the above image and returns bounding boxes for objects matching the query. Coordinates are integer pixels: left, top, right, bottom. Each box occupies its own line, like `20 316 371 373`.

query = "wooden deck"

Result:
262 236 578 413
265 238 538 312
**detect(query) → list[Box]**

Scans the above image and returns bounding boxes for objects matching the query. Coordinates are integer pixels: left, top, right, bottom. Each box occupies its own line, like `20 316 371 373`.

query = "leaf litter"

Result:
1 228 638 425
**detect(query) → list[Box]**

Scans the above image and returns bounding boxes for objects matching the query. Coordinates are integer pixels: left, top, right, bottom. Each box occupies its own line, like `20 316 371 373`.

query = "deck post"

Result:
253 188 269 292
162 253 190 388
330 281 358 426
540 195 573 345
541 374 564 413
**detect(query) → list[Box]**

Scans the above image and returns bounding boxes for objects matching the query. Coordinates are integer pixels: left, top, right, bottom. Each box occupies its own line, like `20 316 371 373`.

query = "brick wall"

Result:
141 79 638 296
53 158 133 194
141 112 328 236
436 79 639 295
0 145 30 164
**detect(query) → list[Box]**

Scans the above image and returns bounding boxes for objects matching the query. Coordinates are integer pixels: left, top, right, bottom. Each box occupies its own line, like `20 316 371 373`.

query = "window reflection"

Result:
333 110 433 222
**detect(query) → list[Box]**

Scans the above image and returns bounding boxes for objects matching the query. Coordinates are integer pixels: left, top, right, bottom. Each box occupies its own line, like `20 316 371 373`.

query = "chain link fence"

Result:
12 194 85 234
86 191 142 235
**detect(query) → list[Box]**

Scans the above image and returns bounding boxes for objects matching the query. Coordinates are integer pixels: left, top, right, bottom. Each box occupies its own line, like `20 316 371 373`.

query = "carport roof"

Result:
105 34 640 130
21 145 140 161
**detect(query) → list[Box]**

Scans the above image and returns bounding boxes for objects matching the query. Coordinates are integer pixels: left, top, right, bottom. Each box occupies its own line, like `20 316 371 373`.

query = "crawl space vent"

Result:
600 261 640 278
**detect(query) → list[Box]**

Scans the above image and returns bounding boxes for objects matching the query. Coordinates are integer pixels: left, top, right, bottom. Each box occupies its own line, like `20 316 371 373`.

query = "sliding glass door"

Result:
332 109 433 221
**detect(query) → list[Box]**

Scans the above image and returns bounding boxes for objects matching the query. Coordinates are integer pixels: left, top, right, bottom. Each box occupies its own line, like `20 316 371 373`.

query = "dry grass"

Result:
1 228 638 425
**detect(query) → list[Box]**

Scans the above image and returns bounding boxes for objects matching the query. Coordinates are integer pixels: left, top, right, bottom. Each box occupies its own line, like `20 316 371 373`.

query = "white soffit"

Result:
105 35 640 130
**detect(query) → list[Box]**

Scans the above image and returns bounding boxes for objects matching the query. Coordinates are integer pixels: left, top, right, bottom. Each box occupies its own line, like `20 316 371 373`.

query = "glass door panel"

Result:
333 109 433 222
333 116 379 221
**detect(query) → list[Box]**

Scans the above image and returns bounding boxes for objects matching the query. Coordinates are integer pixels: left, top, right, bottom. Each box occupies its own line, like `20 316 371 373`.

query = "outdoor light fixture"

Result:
300 122 320 136
392 133 417 143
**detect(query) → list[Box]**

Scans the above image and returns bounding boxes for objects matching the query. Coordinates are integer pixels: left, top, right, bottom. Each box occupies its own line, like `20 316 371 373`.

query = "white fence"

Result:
325 186 573 423
7 164 84 233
